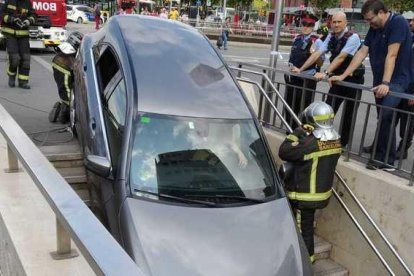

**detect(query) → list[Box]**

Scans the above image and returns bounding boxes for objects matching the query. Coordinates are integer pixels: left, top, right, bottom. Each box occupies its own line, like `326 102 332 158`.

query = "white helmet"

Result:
57 31 83 54
300 101 340 141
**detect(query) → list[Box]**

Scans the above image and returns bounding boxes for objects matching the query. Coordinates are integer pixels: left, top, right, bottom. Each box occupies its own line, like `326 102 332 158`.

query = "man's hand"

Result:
328 75 345 87
314 72 326 81
22 19 30 27
372 84 390 98
290 66 301 74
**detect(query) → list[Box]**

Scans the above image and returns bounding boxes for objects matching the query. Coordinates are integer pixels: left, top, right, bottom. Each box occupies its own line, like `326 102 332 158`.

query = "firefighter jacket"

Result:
289 34 319 70
279 126 341 209
1 0 36 38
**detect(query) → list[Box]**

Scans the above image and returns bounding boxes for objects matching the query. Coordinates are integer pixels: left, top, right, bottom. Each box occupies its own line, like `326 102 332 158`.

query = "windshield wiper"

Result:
133 189 217 207
186 194 265 203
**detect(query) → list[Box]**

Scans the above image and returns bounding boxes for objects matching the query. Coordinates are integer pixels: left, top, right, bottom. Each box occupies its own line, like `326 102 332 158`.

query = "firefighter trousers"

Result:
291 203 316 262
52 64 73 106
6 36 30 83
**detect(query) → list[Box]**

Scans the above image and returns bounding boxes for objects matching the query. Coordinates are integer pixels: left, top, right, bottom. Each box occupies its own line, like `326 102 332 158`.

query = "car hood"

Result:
121 197 310 276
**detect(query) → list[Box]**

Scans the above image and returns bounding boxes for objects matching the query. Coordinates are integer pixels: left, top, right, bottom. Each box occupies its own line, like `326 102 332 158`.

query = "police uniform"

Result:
1 0 36 89
279 101 341 263
285 33 319 129
325 30 365 147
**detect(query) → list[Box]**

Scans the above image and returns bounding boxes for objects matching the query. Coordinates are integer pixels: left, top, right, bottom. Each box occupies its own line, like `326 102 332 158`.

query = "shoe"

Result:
18 82 31 89
8 77 15 88
362 145 373 153
366 160 395 172
48 102 61 123
58 103 70 124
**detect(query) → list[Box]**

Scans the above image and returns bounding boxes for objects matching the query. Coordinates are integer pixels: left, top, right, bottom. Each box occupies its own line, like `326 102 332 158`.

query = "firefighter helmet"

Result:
300 101 340 141
58 31 83 54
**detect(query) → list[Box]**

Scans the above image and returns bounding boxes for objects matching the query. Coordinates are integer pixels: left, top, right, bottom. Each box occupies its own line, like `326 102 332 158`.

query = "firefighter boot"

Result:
8 76 16 88
48 102 62 123
58 103 70 124
18 81 31 89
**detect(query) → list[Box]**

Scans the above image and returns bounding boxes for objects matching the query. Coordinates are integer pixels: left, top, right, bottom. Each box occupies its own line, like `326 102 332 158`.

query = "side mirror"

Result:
85 155 111 177
278 162 294 183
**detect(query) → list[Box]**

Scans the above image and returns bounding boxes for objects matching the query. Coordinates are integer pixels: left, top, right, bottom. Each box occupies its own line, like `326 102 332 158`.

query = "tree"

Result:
383 0 414 12
307 0 340 16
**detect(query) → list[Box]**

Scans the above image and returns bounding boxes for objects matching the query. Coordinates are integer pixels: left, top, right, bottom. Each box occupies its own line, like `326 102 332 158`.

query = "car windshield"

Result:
129 113 279 205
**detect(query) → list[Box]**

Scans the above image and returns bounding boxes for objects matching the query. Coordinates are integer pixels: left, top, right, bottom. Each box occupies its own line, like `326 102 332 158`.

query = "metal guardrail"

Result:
232 62 414 185
0 103 144 276
231 65 413 276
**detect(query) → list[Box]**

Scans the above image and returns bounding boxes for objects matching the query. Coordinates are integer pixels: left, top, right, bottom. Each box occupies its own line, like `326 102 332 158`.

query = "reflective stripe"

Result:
313 113 334 121
296 210 301 233
21 8 28 13
287 190 332 201
310 157 318 193
15 30 29 36
1 27 16 35
287 134 298 142
303 148 342 160
52 63 71 75
18 74 29 80
4 15 9 22
310 255 315 263
7 4 16 10
64 70 71 100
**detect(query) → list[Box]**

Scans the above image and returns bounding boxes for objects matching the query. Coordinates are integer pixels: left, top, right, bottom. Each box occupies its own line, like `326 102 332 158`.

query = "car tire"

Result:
77 17 83 24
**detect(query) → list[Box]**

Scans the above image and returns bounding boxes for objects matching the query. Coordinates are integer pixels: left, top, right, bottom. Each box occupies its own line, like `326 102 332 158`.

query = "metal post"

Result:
4 144 21 173
50 218 79 260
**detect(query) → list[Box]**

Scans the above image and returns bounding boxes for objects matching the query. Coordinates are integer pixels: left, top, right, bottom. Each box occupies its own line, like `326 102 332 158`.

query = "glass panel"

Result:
107 78 126 126
129 113 278 204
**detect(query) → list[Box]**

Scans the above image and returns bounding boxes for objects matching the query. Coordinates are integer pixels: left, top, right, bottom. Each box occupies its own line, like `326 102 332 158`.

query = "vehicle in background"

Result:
206 6 235 22
0 0 68 49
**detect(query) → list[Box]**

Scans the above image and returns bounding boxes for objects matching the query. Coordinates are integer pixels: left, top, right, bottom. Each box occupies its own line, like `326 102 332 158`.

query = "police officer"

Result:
285 17 319 129
279 101 342 263
292 11 365 148
1 0 36 89
49 32 83 124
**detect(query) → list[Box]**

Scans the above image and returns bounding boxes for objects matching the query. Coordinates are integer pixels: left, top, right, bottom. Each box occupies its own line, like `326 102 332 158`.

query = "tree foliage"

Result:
307 0 340 16
383 0 414 12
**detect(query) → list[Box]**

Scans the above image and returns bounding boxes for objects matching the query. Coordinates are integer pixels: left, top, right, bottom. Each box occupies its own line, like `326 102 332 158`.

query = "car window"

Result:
96 46 120 93
66 6 72 11
129 113 279 204
107 76 126 126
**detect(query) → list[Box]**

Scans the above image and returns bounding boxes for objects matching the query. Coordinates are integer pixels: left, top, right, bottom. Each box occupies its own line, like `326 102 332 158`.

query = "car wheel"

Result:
77 17 83 24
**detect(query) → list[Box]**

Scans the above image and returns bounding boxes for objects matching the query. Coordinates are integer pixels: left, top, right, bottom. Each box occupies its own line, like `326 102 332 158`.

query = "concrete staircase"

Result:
39 143 90 205
313 236 348 276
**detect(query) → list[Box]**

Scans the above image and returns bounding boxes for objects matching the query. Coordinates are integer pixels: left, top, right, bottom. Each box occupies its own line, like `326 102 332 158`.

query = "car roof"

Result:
96 15 253 120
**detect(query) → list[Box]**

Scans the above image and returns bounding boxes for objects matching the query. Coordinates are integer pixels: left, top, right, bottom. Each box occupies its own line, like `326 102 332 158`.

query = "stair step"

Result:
40 144 82 162
56 167 87 184
313 259 348 276
50 159 84 168
315 235 332 260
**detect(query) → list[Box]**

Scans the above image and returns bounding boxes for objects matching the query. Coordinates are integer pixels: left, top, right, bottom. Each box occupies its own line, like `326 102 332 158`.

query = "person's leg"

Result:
299 208 316 263
370 85 403 167
6 36 19 87
223 32 228 50
338 84 361 148
284 75 303 130
17 37 30 89
397 100 414 159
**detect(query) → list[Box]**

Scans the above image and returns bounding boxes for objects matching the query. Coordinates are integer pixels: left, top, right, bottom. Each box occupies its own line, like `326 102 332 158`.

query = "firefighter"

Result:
1 0 36 89
279 101 342 263
48 31 83 124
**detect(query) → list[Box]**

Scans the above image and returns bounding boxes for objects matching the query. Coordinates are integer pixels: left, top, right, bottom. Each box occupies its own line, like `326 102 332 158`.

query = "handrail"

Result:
0 103 144 275
232 66 413 275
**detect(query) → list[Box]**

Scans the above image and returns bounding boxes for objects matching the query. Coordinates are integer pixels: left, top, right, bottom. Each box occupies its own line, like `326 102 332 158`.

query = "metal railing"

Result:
232 62 414 185
0 103 144 275
231 65 413 276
